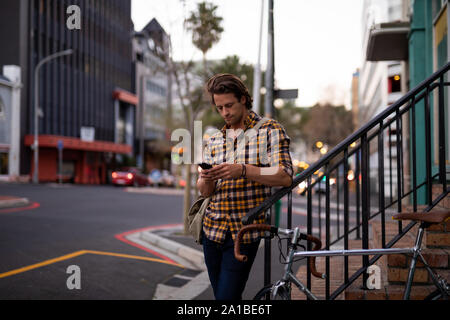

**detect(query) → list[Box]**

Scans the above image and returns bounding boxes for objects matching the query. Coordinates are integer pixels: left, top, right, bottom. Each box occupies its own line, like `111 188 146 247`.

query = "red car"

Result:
111 167 150 187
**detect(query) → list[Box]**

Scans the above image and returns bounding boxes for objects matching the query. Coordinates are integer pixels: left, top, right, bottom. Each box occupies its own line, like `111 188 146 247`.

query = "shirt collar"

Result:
220 110 262 135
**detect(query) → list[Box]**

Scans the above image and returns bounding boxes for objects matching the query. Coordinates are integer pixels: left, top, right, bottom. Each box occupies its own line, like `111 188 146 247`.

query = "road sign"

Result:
57 140 64 150
274 89 298 100
81 127 95 142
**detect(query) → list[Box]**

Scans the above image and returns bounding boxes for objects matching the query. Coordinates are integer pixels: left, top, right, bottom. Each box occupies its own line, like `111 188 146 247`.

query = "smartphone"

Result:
199 162 213 170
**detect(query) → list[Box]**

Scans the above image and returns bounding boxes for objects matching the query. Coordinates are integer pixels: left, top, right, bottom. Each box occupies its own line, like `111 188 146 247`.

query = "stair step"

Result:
387 248 450 268
371 220 450 285
291 193 449 300
292 240 369 300
345 282 437 300
432 184 450 209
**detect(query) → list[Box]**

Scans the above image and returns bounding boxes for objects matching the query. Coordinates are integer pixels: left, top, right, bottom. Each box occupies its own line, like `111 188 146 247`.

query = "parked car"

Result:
111 167 149 187
149 169 162 187
161 170 175 188
313 177 336 194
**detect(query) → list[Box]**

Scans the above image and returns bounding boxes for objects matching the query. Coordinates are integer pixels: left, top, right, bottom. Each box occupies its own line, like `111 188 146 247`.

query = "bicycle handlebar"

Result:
234 224 274 262
234 224 325 279
298 233 325 279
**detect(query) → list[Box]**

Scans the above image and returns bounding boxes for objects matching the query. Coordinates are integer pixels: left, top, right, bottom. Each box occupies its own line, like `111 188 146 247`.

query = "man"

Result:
197 73 293 300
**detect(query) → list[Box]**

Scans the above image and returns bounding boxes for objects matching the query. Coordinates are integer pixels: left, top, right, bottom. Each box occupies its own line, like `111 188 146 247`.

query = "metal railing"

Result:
243 61 450 299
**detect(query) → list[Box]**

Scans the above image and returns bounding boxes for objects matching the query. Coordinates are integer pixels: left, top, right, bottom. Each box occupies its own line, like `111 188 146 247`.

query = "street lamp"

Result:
33 49 73 184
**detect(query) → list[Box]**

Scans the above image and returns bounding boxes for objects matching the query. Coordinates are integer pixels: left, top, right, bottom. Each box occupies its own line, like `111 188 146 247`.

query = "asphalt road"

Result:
0 183 186 300
0 182 380 301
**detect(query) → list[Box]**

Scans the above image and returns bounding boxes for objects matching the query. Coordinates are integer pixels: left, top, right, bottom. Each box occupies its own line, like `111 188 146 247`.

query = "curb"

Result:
124 187 184 196
122 225 211 300
139 230 206 271
0 197 30 209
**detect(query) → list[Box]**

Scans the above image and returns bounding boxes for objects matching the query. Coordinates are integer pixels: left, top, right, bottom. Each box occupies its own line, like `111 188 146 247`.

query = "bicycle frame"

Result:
275 224 448 300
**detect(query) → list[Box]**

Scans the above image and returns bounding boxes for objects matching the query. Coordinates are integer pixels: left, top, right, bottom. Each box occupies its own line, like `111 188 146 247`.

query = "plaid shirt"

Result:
202 111 293 244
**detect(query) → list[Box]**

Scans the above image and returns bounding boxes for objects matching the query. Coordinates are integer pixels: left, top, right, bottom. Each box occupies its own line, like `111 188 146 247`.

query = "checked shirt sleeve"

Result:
265 121 294 178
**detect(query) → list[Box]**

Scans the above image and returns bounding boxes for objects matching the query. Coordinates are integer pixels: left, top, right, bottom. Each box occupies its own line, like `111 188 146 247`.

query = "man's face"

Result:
213 93 247 127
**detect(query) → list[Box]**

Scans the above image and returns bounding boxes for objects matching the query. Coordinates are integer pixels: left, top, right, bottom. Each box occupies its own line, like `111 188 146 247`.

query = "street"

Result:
0 182 389 300
0 183 185 299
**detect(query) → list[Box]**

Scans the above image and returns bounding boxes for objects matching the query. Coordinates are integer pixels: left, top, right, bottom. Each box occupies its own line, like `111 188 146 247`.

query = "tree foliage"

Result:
301 103 354 149
184 1 224 76
276 101 310 142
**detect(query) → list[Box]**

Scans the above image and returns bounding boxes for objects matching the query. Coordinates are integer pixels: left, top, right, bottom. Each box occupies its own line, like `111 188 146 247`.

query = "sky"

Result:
131 0 364 108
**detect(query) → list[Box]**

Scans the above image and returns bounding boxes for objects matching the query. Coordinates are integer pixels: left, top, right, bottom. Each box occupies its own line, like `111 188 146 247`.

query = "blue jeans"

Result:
202 230 260 300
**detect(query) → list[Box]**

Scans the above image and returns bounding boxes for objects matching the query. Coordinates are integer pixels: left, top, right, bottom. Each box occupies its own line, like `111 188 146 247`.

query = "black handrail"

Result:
243 61 450 299
243 61 450 226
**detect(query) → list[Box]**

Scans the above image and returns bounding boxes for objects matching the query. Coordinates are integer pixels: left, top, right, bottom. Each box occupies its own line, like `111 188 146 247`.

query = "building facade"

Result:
359 0 409 124
0 66 22 181
360 0 450 204
0 0 136 184
358 0 411 196
409 0 450 203
132 18 172 173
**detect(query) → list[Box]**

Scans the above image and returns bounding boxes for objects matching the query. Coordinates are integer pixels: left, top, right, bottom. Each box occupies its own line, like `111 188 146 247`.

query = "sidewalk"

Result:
0 195 29 209
124 223 298 300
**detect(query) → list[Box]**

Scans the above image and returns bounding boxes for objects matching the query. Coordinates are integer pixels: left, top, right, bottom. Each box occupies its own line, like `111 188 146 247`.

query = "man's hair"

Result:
206 73 253 109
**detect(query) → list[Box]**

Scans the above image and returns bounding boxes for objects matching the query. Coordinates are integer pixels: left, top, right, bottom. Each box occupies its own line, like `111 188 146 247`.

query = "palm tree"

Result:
166 2 224 234
185 1 224 78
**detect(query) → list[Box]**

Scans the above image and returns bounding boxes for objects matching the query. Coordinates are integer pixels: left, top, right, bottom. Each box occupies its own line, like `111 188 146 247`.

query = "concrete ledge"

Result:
124 187 184 196
0 196 29 209
139 230 205 270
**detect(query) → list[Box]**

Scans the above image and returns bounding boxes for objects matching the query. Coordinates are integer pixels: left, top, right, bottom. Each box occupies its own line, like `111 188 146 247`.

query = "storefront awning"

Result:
112 88 138 106
366 22 410 61
24 135 132 154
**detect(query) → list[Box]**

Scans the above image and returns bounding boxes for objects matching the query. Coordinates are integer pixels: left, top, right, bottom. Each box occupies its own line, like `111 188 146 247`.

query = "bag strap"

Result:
242 117 269 143
251 117 269 132
207 117 269 198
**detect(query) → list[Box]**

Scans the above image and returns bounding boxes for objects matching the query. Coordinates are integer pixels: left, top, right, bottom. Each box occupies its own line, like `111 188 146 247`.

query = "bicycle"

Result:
234 210 450 300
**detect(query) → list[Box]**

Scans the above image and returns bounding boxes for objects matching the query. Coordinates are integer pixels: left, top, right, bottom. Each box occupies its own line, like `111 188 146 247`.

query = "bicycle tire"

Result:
424 289 447 300
253 284 291 300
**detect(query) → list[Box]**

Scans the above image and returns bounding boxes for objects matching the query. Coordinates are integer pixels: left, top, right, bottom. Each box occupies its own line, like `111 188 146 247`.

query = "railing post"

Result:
355 148 361 240
438 76 447 192
307 175 312 295
425 86 432 205
378 122 386 248
343 148 349 284
336 167 340 238
411 97 417 212
287 190 292 229
264 204 272 295
325 165 331 300
396 109 403 233
318 186 322 239
389 124 393 203
361 133 370 288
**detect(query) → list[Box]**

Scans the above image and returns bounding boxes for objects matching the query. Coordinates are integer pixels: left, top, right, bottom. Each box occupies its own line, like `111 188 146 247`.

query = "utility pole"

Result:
264 0 274 118
252 0 265 114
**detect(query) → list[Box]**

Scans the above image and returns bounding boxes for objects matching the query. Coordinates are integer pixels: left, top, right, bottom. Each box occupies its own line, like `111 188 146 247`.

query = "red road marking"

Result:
0 202 40 214
114 224 183 265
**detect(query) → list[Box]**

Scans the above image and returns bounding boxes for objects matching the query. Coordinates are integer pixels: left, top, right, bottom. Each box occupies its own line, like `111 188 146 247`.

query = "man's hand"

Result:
199 167 217 182
203 163 243 180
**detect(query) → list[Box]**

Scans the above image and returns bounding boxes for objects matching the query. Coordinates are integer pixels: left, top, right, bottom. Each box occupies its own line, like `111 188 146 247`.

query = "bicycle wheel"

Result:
424 289 448 300
253 284 291 300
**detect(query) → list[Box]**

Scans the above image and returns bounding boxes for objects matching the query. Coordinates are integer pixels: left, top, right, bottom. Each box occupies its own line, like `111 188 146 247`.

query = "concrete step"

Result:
292 220 449 299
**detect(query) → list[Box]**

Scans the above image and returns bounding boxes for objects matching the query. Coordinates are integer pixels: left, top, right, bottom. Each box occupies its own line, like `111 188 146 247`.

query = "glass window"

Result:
0 153 8 175
388 75 401 93
0 97 5 120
